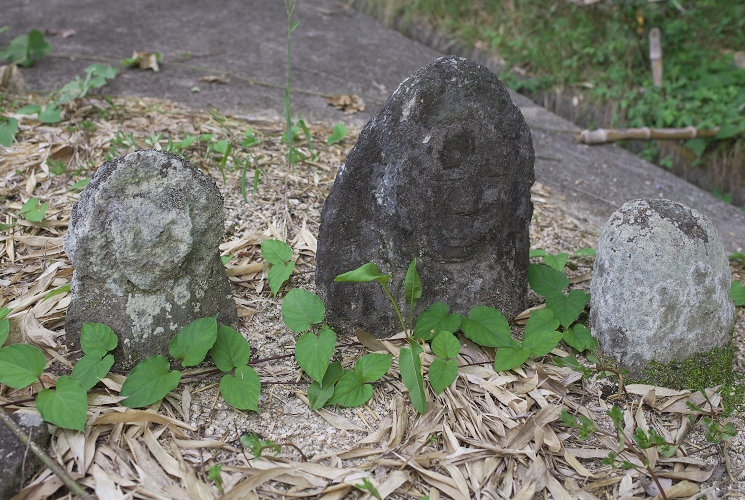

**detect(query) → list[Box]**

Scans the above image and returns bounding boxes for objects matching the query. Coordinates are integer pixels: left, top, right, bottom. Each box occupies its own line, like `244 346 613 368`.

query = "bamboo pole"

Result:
649 27 663 87
576 126 721 144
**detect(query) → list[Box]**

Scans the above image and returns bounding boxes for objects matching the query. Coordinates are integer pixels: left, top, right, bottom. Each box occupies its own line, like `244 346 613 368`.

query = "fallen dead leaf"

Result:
326 94 365 113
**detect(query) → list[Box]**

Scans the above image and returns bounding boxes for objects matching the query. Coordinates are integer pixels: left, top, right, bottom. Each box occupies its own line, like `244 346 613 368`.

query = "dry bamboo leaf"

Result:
319 485 354 500
657 469 713 482
90 464 126 499
650 480 699 499
506 404 562 449
512 482 537 500
443 464 470 499
372 469 408 499
317 409 367 431
584 476 623 490
94 409 197 433
226 262 263 277
10 475 64 500
545 472 574 500
126 435 187 497
20 309 61 349
220 467 295 499
198 75 230 84
355 328 388 352
170 440 217 500
625 384 689 397
57 429 86 470
335 447 385 460
563 451 596 478
172 438 239 452
409 463 467 500
298 223 318 253
143 427 181 477
618 471 636 497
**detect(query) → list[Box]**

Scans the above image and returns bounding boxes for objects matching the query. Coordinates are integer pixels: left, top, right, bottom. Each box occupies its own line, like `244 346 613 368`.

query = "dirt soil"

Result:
1 96 744 499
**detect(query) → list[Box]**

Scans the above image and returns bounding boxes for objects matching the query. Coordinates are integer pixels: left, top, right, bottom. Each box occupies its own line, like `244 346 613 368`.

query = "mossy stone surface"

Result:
590 199 735 376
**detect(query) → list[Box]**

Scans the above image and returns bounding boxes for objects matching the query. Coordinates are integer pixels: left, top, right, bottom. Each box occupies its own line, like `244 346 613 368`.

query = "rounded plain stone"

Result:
590 199 735 376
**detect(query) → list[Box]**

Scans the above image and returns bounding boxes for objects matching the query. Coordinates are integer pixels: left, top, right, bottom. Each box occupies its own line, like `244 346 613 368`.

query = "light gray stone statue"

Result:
65 150 237 369
316 56 535 338
590 199 735 378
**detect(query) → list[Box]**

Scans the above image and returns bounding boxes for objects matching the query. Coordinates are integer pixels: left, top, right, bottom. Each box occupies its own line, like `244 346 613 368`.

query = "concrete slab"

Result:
4 0 744 251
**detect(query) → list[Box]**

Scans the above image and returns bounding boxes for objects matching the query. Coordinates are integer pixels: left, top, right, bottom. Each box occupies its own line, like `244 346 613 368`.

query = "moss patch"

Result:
635 341 744 412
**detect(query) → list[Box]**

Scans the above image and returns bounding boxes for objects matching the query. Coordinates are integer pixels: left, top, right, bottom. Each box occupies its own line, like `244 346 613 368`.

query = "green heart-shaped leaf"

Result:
0 318 9 347
524 330 563 357
0 343 46 388
169 316 218 367
282 289 325 333
328 370 373 407
528 264 569 298
36 376 88 431
493 346 532 372
429 358 458 394
546 289 590 327
220 365 260 411
71 353 114 390
80 322 118 357
730 281 745 306
268 261 295 295
261 239 293 265
295 326 336 383
525 309 560 338
413 302 462 341
308 362 345 410
210 324 251 372
121 356 181 408
563 324 596 352
461 306 515 348
431 331 461 359
354 353 392 383
543 252 569 272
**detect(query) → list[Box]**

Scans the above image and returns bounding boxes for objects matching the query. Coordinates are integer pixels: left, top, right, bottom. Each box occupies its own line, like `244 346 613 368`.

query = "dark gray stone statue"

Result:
316 56 535 338
65 150 237 369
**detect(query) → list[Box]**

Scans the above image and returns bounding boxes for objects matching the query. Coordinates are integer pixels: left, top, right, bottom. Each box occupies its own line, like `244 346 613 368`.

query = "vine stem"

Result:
381 283 407 334
593 426 670 500
0 409 94 500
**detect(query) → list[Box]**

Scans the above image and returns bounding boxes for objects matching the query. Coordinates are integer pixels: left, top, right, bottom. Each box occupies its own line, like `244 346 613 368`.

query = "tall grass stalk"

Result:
284 0 300 178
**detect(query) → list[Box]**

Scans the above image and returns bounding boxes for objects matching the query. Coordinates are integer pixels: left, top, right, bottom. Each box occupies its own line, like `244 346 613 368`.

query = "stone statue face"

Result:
396 123 510 263
112 198 193 290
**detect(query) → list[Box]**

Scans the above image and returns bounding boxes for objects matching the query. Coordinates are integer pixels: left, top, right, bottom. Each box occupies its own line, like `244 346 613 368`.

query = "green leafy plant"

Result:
282 287 393 410
208 464 224 493
327 123 349 145
0 29 51 67
240 432 307 461
0 317 261 431
261 239 295 295
18 197 49 222
54 64 118 105
562 406 678 500
730 280 745 306
0 117 19 146
354 478 382 500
